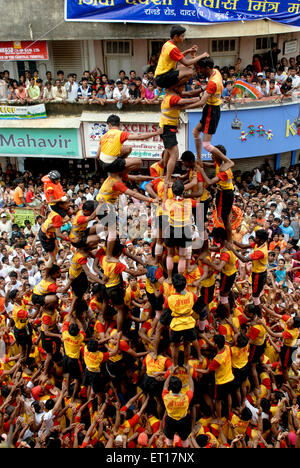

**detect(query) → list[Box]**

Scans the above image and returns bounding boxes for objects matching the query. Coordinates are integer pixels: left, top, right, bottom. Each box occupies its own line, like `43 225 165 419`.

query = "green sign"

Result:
14 208 35 228
0 128 82 158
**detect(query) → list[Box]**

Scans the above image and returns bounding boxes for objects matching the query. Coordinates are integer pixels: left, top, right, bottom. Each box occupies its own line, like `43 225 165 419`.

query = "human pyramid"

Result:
5 25 300 449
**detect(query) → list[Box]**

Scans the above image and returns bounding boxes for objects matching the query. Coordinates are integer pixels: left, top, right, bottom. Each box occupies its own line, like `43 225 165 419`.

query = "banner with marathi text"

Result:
0 104 47 120
65 0 300 26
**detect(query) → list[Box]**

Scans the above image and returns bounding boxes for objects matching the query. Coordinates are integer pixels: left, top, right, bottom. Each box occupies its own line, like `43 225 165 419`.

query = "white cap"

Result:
0 213 7 217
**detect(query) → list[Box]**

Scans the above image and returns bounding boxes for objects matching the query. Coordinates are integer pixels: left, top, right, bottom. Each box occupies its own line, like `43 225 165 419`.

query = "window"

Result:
105 41 132 56
255 36 274 52
150 40 164 57
211 39 236 54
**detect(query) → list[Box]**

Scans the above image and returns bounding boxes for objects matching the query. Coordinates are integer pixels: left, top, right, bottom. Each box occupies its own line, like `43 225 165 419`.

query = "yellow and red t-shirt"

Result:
159 94 181 128
206 69 224 106
97 175 128 204
209 345 234 385
83 346 109 372
41 211 63 238
164 291 198 332
42 176 66 205
162 388 193 420
155 40 184 77
100 255 127 289
99 128 130 164
69 250 88 280
62 321 85 359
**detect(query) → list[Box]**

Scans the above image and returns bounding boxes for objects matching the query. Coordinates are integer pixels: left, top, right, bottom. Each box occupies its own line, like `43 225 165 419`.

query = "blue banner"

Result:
65 0 300 26
187 102 300 160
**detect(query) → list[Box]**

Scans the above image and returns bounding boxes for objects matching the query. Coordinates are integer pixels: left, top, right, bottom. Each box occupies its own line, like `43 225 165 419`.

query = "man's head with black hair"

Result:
170 25 186 40
168 376 182 394
172 273 186 293
107 114 121 128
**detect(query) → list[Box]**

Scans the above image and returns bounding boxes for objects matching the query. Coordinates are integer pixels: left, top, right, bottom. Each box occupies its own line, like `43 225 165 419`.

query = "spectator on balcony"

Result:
154 86 165 101
101 74 109 87
252 54 262 74
269 79 281 97
95 86 107 106
52 79 67 103
78 77 92 104
275 66 287 85
135 76 146 99
80 71 93 87
105 80 115 100
43 81 55 102
15 81 29 104
36 79 44 100
143 82 158 104
32 69 40 85
119 70 126 81
280 57 289 73
46 71 53 84
222 81 233 99
65 73 79 102
142 72 149 87
92 77 102 93
24 70 31 87
129 70 137 84
7 84 17 101
128 82 141 104
3 70 13 87
27 77 41 102
288 67 300 89
281 77 293 97
57 70 66 86
113 79 129 108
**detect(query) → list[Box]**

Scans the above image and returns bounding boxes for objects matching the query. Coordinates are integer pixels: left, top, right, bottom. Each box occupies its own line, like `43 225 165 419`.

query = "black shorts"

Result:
161 125 178 150
83 368 106 393
200 104 221 135
159 308 172 327
105 359 124 379
164 413 191 441
38 229 56 253
14 325 32 348
252 271 267 298
216 189 234 221
164 225 192 249
200 284 215 306
155 214 168 232
214 379 235 401
280 345 297 368
140 374 164 397
220 272 236 295
71 271 89 299
99 157 126 175
62 355 82 379
249 341 266 364
233 363 250 387
41 330 61 356
146 292 164 312
170 327 197 344
105 285 125 307
32 293 46 306
70 228 90 249
155 69 179 89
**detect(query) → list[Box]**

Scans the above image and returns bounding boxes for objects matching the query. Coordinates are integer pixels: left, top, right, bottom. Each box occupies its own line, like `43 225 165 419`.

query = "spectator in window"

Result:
32 69 40 85
95 86 107 106
52 79 67 103
3 70 13 86
135 77 146 99
43 81 55 102
57 70 66 86
128 82 141 104
27 77 41 102
105 80 115 99
252 54 262 74
78 77 92 104
112 79 129 108
265 42 281 70
65 73 79 102
15 82 29 104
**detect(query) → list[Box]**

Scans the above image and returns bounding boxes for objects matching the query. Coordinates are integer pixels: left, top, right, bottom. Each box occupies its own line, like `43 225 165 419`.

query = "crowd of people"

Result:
0 41 299 107
0 25 300 450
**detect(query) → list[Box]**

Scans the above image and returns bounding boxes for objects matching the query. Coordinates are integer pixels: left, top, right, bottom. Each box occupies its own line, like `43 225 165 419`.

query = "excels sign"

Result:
0 128 82 158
